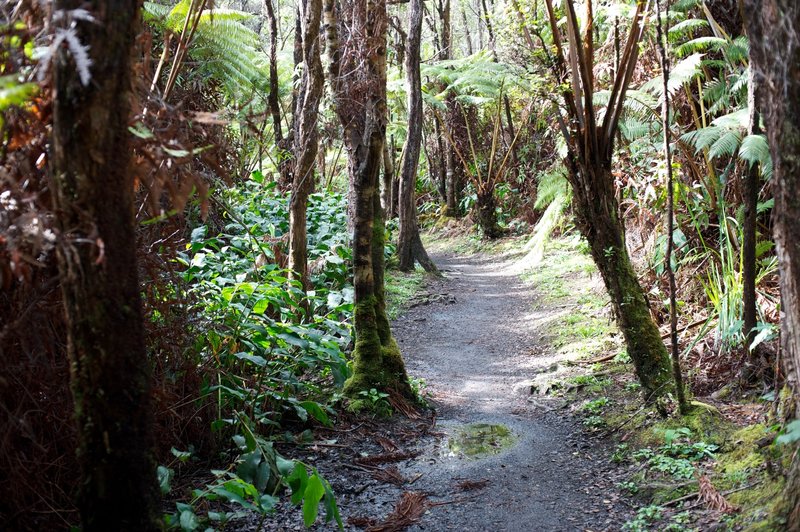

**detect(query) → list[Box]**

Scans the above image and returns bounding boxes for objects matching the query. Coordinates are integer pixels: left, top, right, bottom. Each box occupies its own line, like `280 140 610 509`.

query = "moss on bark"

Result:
343 296 412 400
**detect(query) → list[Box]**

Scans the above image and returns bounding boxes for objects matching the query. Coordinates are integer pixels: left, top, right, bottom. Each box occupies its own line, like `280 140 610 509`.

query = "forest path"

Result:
388 249 631 531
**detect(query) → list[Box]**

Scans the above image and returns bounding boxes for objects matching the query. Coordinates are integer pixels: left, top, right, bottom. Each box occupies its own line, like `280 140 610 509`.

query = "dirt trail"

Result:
258 249 633 531
388 250 632 531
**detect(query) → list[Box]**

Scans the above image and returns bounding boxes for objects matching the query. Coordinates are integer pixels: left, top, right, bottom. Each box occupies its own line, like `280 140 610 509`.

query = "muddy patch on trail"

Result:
440 422 518 459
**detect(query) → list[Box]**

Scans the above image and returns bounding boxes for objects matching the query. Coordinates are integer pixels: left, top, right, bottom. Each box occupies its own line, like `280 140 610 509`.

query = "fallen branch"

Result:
660 317 708 340
662 480 760 509
355 450 421 466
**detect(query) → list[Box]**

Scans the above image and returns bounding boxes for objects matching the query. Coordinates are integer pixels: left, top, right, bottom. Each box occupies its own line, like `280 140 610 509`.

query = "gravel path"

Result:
256 249 633 531
389 250 632 531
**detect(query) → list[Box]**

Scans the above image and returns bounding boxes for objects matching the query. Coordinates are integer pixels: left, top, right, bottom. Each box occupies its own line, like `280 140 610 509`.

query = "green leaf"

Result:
302 474 325 527
287 462 308 505
299 400 332 426
179 509 199 531
157 465 174 494
128 122 155 139
171 447 192 462
0 75 37 111
322 476 343 529
232 351 267 367
777 420 800 445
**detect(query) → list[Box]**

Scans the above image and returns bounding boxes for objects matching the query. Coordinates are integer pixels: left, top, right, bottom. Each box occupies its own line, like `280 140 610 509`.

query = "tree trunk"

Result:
460 4 473 55
543 0 673 402
397 0 437 272
476 188 502 239
289 0 325 294
745 1 800 526
50 2 159 529
324 0 413 399
571 165 673 399
264 0 283 146
382 138 394 216
742 62 760 352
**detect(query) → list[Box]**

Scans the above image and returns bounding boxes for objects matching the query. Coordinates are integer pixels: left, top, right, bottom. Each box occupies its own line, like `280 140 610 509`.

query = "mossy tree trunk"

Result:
744 0 800 525
569 162 673 399
50 1 160 529
544 0 673 401
324 0 413 398
475 188 502 239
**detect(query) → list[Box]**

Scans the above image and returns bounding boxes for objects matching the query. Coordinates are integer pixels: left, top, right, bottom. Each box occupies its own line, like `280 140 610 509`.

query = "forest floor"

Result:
252 230 781 531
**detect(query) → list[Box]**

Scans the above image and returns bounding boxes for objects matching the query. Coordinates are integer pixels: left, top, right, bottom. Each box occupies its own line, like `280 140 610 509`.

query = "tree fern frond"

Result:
668 18 709 40
143 2 171 21
727 36 750 64
680 126 721 153
710 108 749 129
674 36 726 58
739 133 772 178
672 0 702 12
708 129 742 159
534 164 570 211
642 53 704 97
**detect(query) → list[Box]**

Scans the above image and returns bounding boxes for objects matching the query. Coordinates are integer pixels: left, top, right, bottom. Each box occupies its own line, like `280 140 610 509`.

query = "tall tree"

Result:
397 0 438 272
744 0 800 525
324 0 413 397
655 0 687 413
543 0 673 400
288 0 325 293
50 1 160 529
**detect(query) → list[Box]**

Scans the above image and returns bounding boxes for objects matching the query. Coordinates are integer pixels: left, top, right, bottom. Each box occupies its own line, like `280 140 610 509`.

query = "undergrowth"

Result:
528 234 789 531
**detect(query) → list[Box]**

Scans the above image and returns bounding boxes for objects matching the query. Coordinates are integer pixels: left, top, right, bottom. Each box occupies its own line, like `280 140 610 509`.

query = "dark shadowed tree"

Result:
323 0 413 398
397 0 437 273
542 0 672 400
744 0 800 526
50 1 160 529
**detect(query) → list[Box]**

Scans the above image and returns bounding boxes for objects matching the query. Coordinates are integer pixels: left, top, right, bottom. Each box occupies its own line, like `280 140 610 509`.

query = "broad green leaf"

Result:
299 401 331 426
179 509 199 531
302 474 326 527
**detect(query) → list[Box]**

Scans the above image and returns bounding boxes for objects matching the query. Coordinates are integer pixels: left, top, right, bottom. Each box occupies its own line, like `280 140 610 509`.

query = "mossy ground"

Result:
524 233 790 531
384 267 428 320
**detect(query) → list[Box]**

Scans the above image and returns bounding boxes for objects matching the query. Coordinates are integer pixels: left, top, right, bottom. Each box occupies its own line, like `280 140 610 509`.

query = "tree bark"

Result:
382 136 395 216
742 62 760 352
476 188 502 238
544 0 673 401
289 0 325 294
397 0 437 272
324 0 413 398
655 0 688 413
745 1 800 526
570 165 673 399
264 0 283 145
50 1 160 529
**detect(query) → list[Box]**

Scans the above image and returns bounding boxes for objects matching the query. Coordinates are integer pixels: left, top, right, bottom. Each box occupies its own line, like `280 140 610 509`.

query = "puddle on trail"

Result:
441 423 518 459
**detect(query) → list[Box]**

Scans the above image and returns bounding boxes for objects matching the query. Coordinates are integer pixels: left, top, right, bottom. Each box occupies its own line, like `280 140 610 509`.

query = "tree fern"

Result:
144 1 269 101
674 36 726 58
739 134 773 179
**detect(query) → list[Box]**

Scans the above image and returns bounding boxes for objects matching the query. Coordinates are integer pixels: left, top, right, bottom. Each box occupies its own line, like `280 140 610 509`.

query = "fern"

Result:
680 126 721 154
739 134 773 178
144 1 268 100
641 53 704 99
668 19 709 40
674 36 727 58
534 164 570 211
707 129 742 160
